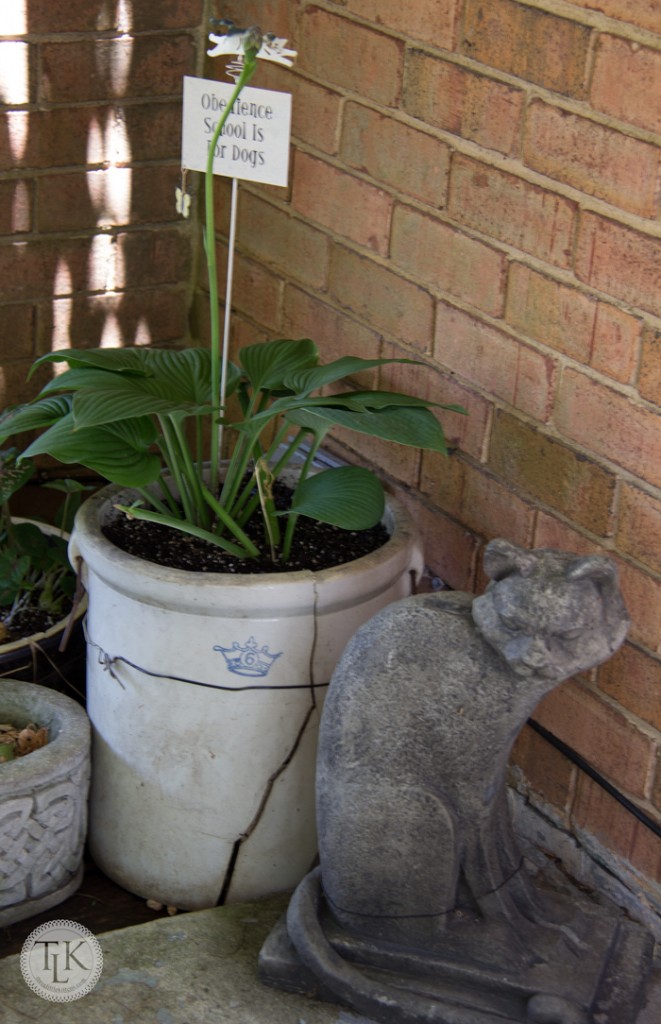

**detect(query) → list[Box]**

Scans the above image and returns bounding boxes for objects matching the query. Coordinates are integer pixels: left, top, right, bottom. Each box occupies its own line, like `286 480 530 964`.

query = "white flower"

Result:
207 27 296 67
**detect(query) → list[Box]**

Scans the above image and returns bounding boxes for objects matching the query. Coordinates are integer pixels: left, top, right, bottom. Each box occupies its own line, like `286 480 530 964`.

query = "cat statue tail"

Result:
286 867 588 1024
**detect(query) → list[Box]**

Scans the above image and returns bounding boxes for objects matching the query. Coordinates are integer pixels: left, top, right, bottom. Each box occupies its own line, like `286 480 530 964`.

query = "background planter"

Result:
0 519 87 704
0 680 91 926
70 482 424 910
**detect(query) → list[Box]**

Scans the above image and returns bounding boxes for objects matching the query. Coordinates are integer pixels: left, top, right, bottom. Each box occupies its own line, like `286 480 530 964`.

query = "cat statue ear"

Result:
483 538 537 580
567 555 630 653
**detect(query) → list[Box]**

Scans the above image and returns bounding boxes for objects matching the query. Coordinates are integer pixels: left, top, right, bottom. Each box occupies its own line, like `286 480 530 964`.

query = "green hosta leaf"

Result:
240 338 319 392
36 349 214 429
327 390 465 412
71 382 211 430
287 467 385 531
223 361 243 398
43 478 89 495
283 357 423 396
32 346 156 378
0 395 72 442
286 404 449 454
22 413 161 487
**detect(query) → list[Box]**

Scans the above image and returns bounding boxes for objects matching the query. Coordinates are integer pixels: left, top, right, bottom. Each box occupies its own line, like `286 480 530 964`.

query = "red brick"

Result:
615 559 661 654
342 104 450 206
570 0 661 34
393 489 479 592
404 51 525 157
117 228 192 289
434 303 555 421
489 411 617 536
2 360 45 408
598 643 661 733
36 166 181 232
638 327 661 404
591 304 641 385
617 484 661 576
283 287 381 372
237 192 329 292
334 419 422 488
128 0 205 30
290 78 342 155
40 36 196 103
329 245 434 351
523 100 661 218
534 511 601 555
449 155 576 268
591 35 661 136
555 368 661 489
122 103 186 163
506 264 596 362
0 304 35 362
461 0 591 98
292 152 392 256
218 251 283 335
299 8 404 107
421 455 535 546
576 213 661 319
379 344 491 461
0 238 110 301
0 104 183 172
39 288 189 353
326 0 460 47
25 0 112 30
0 180 31 234
510 724 576 816
573 775 660 880
392 206 506 317
535 680 654 799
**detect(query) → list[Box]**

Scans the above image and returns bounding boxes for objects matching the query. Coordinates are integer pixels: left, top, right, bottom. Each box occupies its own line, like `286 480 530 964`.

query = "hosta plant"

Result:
0 22 462 566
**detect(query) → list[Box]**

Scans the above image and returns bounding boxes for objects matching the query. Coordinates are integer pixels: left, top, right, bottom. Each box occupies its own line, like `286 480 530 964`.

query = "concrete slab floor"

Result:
1 893 659 1024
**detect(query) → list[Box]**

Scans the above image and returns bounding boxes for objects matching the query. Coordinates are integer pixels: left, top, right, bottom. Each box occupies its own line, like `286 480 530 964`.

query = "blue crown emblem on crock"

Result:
213 636 282 677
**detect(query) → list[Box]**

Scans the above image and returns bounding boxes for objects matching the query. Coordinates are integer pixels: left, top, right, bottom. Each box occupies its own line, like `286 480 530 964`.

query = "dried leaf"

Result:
0 721 49 761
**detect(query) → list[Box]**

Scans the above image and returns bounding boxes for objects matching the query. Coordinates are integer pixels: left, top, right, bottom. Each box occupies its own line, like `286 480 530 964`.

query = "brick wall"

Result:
1 1 659 907
0 1 206 406
204 1 661 897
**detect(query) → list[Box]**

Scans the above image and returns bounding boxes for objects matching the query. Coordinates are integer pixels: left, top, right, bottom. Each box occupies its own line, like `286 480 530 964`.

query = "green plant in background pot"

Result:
0 22 463 910
0 447 87 698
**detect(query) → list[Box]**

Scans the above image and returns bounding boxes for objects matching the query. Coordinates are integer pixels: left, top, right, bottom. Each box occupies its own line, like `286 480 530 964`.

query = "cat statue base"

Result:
259 541 655 1024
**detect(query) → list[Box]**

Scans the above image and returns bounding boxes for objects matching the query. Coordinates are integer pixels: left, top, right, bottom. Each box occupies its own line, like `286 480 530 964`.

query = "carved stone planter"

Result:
0 680 91 926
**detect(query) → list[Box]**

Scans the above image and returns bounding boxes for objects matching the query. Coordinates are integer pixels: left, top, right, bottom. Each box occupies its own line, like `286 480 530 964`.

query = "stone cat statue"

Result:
283 539 632 1024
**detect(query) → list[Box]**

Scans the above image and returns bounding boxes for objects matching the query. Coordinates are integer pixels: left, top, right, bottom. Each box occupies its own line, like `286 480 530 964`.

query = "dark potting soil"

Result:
0 606 69 645
102 482 389 575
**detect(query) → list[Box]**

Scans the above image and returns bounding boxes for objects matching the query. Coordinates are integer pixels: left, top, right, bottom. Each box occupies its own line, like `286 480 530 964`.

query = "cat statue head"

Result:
472 540 630 682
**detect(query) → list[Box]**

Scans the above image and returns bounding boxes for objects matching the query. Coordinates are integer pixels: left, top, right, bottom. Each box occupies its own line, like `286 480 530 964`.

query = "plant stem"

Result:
205 57 258 500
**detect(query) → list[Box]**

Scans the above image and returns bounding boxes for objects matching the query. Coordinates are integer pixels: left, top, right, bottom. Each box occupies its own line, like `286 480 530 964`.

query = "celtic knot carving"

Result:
0 760 89 910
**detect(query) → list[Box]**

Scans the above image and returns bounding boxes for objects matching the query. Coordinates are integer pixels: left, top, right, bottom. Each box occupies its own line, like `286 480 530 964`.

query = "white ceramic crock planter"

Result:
70 483 424 911
0 679 91 926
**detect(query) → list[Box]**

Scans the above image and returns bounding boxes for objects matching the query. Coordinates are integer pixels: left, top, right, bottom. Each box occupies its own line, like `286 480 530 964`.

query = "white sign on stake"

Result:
182 75 292 187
